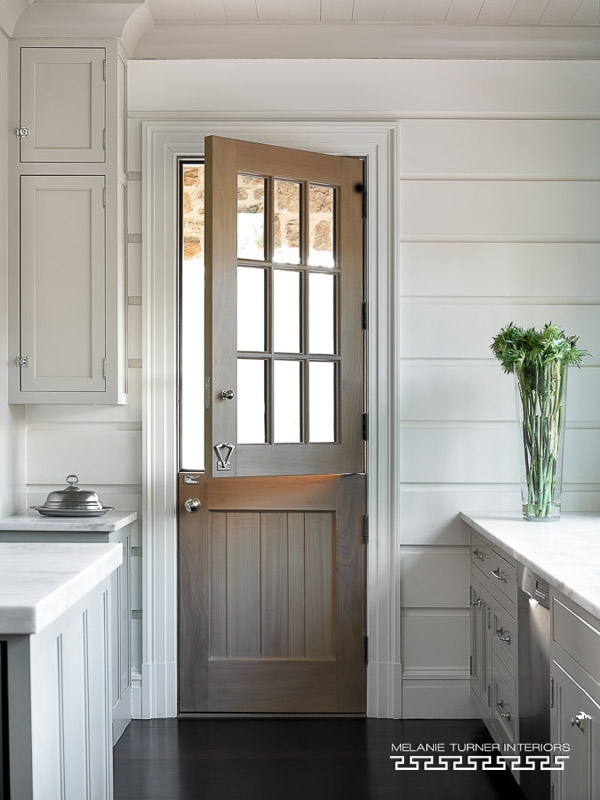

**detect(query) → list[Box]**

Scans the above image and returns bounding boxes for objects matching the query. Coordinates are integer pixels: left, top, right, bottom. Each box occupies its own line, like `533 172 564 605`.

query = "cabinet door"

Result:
470 583 484 703
19 175 106 393
20 47 106 163
551 662 600 800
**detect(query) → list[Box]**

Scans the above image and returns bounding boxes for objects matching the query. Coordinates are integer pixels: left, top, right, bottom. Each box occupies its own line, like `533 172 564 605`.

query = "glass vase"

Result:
515 362 567 521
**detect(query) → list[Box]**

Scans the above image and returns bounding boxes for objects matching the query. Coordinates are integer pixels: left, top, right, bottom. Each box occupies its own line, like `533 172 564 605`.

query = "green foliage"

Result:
491 322 589 375
491 323 590 519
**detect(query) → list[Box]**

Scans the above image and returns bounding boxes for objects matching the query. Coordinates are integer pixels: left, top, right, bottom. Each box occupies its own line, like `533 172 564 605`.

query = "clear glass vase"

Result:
515 362 567 521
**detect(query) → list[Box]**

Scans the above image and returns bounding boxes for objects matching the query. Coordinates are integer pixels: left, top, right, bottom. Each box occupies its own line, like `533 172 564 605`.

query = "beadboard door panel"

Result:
400 242 600 297
400 119 600 176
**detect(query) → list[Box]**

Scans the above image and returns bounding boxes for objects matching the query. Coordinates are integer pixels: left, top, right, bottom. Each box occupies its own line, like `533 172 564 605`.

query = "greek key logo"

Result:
390 755 569 771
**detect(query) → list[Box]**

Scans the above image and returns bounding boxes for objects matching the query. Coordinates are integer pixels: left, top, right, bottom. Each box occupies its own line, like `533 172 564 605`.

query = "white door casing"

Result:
141 120 400 718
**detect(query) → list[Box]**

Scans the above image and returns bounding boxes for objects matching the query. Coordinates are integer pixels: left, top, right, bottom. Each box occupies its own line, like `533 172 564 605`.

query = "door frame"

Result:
141 119 401 719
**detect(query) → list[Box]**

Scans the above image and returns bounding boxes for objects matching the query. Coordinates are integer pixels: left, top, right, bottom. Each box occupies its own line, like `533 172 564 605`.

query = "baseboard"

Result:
140 661 177 718
366 661 403 719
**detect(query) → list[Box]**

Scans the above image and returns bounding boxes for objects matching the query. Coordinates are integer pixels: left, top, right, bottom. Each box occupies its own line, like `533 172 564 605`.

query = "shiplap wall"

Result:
18 57 600 718
127 58 600 717
0 31 25 518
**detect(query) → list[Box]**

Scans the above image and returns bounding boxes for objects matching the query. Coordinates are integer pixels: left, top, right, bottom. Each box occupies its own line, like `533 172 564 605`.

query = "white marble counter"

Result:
461 512 600 619
0 542 123 634
0 510 137 532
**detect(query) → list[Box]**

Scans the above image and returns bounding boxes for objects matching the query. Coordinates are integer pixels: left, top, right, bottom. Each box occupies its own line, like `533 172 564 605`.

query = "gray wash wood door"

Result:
179 138 366 714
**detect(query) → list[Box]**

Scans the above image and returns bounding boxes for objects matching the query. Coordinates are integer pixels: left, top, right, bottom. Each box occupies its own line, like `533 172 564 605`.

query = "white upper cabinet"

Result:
19 175 107 393
10 40 127 404
19 47 106 163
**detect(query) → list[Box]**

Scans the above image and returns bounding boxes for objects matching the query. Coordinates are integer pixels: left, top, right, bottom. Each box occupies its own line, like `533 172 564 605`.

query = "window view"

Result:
179 162 205 470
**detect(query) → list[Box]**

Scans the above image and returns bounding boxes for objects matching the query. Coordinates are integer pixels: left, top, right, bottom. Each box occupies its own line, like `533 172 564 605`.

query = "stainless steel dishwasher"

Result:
517 563 551 800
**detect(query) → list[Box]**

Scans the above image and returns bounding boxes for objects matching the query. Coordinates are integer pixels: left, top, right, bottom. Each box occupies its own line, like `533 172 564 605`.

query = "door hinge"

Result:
470 655 473 676
102 358 107 379
363 515 369 544
362 301 368 331
550 676 555 709
103 128 106 150
362 188 368 220
487 607 491 630
364 635 369 665
102 187 106 209
16 355 29 367
362 413 369 441
103 59 107 81
16 126 28 139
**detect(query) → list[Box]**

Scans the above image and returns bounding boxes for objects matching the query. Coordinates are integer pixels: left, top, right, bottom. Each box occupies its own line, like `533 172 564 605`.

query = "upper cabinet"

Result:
19 47 106 163
9 40 127 404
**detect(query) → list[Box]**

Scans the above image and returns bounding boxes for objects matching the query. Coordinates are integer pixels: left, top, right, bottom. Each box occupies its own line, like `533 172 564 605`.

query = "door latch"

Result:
214 442 235 472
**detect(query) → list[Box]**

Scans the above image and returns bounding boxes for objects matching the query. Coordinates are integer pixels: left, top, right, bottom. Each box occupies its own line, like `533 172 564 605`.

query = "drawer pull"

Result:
472 548 485 561
496 700 512 721
495 627 512 645
472 597 482 608
491 567 508 583
571 711 591 732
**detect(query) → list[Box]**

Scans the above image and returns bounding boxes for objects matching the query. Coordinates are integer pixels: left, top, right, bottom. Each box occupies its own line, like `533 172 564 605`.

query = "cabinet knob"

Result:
495 627 512 645
571 711 591 731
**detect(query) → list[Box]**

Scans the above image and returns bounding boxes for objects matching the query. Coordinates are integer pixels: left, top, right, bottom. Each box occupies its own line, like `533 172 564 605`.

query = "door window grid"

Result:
237 172 340 445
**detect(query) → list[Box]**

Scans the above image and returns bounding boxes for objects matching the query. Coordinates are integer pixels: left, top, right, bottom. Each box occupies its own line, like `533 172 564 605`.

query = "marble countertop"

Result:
461 512 600 619
0 510 137 533
0 542 123 634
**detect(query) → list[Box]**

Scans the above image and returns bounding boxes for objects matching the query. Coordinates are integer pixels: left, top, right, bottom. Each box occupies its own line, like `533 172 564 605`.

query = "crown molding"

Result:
0 0 31 38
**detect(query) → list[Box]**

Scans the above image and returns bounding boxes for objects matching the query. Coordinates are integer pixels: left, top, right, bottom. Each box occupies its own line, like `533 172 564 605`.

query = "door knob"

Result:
184 497 201 513
221 389 236 400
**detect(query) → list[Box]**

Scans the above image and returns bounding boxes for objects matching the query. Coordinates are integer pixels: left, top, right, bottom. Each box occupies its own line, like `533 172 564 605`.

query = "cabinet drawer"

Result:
487 549 517 611
553 597 600 685
470 532 492 571
491 603 516 673
492 656 517 745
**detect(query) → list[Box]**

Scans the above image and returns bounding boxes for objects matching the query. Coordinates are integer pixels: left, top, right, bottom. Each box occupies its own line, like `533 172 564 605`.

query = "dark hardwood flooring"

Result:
114 718 527 800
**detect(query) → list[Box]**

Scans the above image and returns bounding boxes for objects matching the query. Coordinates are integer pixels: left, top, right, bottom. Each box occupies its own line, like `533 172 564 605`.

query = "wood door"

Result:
178 138 366 714
179 473 365 714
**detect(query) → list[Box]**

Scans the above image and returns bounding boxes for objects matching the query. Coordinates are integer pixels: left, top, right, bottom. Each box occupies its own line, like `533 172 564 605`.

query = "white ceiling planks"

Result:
320 0 355 22
256 0 290 21
382 0 419 22
142 0 600 25
288 0 321 22
190 0 228 22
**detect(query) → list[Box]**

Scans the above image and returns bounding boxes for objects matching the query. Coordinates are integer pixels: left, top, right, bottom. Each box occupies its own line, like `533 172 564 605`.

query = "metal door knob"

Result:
221 389 236 400
184 498 201 513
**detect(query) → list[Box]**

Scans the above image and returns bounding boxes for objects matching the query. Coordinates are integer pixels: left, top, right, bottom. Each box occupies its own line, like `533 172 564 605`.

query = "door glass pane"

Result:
274 360 301 443
274 180 301 265
309 273 335 355
180 162 205 470
308 184 335 268
274 270 301 353
309 361 336 443
237 359 267 444
237 267 266 352
237 174 266 261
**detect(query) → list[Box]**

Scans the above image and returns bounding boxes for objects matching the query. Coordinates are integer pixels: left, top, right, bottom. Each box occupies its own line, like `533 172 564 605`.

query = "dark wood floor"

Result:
113 718 527 800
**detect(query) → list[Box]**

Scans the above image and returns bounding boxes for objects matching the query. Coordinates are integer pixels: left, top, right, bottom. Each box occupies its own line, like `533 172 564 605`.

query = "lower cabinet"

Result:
550 591 600 800
469 531 519 751
0 521 134 744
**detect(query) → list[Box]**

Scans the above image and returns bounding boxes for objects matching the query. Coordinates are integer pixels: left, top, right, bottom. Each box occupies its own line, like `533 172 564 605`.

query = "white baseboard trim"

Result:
140 661 177 718
366 661 403 719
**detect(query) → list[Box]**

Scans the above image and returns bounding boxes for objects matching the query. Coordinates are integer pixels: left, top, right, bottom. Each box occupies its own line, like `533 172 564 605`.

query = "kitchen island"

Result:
0 542 122 800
